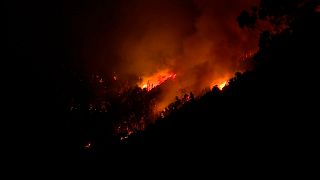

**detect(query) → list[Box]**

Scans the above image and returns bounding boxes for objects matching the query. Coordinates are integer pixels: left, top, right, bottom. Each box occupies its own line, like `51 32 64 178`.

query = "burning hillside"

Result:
65 0 266 142
69 0 260 99
138 69 177 91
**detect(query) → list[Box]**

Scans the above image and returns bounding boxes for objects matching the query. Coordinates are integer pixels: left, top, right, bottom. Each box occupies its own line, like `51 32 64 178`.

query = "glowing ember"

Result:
84 142 91 149
138 69 176 91
316 6 320 13
218 81 228 90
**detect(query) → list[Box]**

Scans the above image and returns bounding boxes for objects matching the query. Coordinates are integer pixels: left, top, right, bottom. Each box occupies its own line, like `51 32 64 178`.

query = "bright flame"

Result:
211 80 228 90
218 81 227 90
138 69 176 91
142 84 148 89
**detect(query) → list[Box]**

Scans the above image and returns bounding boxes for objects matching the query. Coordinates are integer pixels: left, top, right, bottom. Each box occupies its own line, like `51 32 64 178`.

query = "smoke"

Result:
70 0 260 108
176 0 260 91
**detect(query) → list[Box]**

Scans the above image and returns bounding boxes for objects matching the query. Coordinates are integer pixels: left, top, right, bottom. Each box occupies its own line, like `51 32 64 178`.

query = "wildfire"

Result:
218 81 228 90
138 69 177 91
241 49 258 61
211 80 229 90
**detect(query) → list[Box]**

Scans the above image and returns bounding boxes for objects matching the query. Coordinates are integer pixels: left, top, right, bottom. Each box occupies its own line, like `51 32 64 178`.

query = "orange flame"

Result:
138 69 176 91
210 80 229 90
218 81 228 90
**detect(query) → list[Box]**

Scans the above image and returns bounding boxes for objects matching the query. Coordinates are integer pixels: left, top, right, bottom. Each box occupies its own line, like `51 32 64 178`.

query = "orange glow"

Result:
241 49 258 61
142 84 148 89
138 69 176 91
218 81 228 90
211 80 229 90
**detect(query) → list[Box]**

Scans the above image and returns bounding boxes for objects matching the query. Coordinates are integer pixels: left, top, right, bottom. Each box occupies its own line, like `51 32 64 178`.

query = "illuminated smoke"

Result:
72 0 260 108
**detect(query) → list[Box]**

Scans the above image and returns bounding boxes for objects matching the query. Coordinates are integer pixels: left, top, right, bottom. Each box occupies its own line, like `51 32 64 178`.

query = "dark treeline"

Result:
8 0 319 168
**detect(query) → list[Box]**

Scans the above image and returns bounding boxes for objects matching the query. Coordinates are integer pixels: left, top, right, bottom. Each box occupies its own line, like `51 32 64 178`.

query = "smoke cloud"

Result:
70 0 260 107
